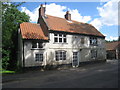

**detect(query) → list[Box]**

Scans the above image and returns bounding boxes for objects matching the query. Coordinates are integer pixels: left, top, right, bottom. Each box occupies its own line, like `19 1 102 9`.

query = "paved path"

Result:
2 60 119 88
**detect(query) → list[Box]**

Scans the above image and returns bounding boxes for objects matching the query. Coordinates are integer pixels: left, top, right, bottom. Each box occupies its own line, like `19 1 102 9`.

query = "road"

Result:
2 60 119 88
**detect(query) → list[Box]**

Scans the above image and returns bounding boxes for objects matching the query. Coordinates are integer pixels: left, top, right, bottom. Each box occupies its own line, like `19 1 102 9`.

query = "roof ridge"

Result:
46 14 85 24
21 22 40 25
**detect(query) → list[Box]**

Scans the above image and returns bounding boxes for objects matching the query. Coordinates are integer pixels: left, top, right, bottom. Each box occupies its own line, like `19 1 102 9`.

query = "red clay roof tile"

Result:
106 41 120 50
20 22 48 40
45 15 105 37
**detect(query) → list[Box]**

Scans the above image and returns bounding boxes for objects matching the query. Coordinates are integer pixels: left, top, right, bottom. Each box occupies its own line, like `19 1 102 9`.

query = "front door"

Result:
72 52 79 67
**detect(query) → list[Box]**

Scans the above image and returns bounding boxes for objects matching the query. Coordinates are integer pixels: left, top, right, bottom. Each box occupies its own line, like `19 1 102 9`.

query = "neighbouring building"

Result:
18 4 106 68
106 41 120 59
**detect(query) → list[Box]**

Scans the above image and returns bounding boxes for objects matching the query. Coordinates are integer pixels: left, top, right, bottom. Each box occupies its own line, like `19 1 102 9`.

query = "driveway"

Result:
2 60 119 88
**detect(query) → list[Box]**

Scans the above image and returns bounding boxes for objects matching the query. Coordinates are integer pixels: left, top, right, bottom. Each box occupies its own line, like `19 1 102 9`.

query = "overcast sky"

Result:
16 0 119 41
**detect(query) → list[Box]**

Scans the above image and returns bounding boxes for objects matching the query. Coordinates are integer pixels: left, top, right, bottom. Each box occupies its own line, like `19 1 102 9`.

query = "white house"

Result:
18 4 106 68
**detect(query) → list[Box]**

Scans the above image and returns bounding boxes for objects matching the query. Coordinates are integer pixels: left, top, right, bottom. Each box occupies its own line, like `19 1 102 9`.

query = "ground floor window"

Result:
55 50 66 61
35 53 43 61
91 50 97 59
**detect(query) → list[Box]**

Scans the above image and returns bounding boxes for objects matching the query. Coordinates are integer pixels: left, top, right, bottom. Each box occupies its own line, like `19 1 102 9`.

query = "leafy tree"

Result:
2 2 30 70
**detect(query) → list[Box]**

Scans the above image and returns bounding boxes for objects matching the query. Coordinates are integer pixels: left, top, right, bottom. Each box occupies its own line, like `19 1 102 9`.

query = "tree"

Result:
2 2 30 70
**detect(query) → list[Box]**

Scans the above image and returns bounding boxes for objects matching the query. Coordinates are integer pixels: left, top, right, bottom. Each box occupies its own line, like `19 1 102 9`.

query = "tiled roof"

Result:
20 22 48 40
45 15 105 37
106 41 120 50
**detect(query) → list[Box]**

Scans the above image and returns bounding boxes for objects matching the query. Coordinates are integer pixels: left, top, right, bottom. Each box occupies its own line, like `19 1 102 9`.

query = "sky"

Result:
16 0 119 41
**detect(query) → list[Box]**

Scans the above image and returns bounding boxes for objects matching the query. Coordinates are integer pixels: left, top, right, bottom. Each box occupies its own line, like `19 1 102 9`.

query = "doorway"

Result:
72 52 79 67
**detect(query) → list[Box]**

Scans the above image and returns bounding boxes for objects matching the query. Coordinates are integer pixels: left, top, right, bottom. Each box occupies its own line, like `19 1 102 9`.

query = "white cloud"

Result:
90 0 119 30
105 36 118 41
70 9 91 23
45 3 67 18
21 3 91 23
90 18 102 30
21 7 39 22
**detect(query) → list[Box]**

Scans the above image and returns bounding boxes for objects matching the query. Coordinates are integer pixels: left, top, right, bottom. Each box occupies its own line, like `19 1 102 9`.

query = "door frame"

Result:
72 51 80 67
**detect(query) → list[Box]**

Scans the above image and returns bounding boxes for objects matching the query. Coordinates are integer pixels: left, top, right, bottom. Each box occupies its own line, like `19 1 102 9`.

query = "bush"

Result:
2 49 10 69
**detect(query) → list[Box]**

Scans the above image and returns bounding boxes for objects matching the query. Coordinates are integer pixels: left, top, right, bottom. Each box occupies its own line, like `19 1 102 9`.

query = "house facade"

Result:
18 4 106 67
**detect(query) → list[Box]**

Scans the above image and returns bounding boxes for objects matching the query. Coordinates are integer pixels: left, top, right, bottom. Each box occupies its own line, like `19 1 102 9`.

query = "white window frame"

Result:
35 53 43 62
32 42 43 49
55 50 66 61
54 33 67 43
90 37 97 45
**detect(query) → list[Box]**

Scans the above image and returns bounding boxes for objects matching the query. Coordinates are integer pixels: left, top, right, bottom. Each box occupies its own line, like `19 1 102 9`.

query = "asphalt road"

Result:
2 60 119 88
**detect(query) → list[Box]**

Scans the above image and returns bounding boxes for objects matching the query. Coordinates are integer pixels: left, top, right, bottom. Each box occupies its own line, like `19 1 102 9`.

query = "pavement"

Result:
2 59 119 88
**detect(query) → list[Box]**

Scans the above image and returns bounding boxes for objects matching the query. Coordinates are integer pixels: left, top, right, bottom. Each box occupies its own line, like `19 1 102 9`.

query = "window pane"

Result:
38 43 43 48
54 34 57 36
59 34 62 37
64 38 66 43
63 35 66 37
35 54 43 61
59 38 62 42
90 37 97 45
55 51 66 61
40 54 43 61
32 42 37 48
54 38 58 42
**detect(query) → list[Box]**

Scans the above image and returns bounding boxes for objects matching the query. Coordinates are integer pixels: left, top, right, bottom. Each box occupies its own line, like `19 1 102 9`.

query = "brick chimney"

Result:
39 4 45 17
65 11 71 21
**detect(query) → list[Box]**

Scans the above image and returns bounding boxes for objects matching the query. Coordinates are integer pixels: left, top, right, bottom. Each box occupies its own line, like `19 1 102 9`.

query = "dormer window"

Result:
54 33 67 43
32 42 43 48
90 37 97 45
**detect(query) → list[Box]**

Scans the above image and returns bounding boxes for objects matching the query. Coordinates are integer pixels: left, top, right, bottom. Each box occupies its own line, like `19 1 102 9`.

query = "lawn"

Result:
0 69 15 74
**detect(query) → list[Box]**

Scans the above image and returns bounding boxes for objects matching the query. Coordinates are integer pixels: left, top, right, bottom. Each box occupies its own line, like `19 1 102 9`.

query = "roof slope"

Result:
45 15 105 37
20 22 48 40
106 41 120 50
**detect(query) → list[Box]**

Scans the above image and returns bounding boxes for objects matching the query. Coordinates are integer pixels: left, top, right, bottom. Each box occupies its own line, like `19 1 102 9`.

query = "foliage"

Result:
2 49 10 69
105 39 118 42
2 2 30 70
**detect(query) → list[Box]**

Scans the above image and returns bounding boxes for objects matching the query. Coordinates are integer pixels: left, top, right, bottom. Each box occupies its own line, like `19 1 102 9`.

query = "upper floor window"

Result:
81 37 84 44
90 37 97 45
54 33 67 43
55 50 66 61
32 42 43 48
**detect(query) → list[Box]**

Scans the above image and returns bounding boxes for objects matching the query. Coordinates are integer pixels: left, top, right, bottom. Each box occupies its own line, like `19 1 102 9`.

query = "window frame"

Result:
81 37 85 44
90 37 97 45
54 33 67 43
32 42 43 49
35 53 43 62
55 50 66 61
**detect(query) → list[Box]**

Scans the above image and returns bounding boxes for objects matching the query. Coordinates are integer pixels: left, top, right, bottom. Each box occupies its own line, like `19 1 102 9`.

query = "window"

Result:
91 50 97 59
32 42 43 48
90 37 97 45
54 33 67 43
81 37 84 44
55 50 66 61
35 54 43 61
